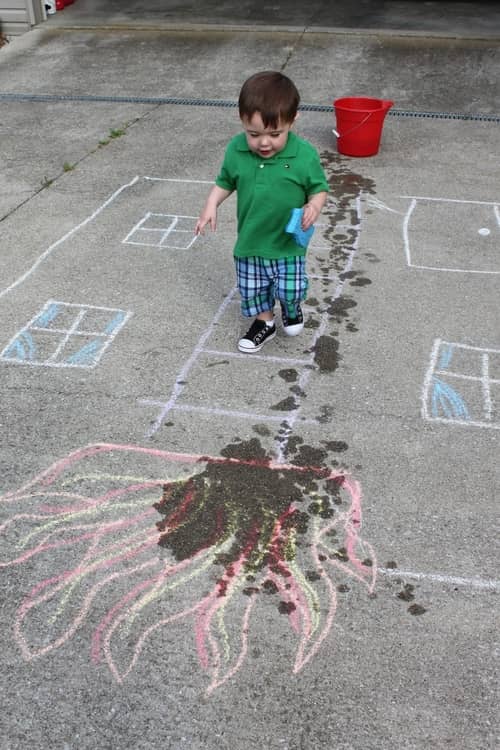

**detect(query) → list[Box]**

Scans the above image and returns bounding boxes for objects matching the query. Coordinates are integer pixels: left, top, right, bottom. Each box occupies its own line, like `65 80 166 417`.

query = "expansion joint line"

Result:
1 93 499 123
0 109 158 225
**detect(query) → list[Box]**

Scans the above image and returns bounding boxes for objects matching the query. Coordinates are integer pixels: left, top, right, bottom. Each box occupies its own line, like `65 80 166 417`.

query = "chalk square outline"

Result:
402 196 500 275
0 299 132 369
122 211 199 250
422 338 500 429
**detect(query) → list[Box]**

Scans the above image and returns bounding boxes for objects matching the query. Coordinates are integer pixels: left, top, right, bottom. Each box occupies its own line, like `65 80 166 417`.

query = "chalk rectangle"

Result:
403 198 500 274
423 339 500 429
1 300 131 369
123 212 199 250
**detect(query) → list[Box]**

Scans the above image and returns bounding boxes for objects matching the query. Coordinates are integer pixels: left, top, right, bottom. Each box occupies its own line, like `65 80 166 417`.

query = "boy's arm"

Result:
302 191 328 230
195 185 233 235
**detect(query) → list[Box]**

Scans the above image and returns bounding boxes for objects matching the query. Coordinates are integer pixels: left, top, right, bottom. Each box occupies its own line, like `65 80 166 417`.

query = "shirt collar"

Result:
236 131 299 159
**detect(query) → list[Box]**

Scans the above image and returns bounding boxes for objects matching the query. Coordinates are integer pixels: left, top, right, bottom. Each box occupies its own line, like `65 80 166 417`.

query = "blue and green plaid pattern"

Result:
235 256 308 318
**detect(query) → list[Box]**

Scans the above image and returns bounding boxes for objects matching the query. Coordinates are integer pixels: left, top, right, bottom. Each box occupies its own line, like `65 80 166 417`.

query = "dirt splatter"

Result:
300 153 377 376
262 579 279 595
306 570 322 582
320 151 376 221
363 252 380 263
243 586 260 596
290 444 329 468
155 438 339 579
324 296 357 324
306 296 320 307
339 270 372 287
321 440 348 453
286 435 304 454
312 335 340 373
271 396 298 411
205 359 230 368
331 547 349 562
316 405 335 424
278 368 298 383
408 604 427 616
252 424 271 436
395 581 427 615
397 584 415 602
308 497 335 519
316 151 376 274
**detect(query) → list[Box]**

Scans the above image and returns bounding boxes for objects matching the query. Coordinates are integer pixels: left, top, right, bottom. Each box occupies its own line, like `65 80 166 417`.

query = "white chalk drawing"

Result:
1 300 132 369
123 212 199 250
422 339 500 429
365 196 403 215
0 176 140 303
402 197 500 274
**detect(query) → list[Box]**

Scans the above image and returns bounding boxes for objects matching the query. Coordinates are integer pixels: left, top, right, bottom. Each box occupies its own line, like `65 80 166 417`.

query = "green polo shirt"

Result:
215 131 329 259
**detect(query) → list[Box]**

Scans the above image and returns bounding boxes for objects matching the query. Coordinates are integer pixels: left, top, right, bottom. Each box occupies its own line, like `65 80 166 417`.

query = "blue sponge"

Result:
285 207 315 248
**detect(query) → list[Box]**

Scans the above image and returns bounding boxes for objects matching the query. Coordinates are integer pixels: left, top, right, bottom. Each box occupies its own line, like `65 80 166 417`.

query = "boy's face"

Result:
241 112 296 159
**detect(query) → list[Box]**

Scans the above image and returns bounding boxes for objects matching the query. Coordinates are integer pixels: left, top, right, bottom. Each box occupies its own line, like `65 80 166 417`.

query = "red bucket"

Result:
333 97 393 157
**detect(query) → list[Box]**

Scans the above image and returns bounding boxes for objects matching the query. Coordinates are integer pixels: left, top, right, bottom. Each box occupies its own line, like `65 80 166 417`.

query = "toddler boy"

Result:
195 71 328 353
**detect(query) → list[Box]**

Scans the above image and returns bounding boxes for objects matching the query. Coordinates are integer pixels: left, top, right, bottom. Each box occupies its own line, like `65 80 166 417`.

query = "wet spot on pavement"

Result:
278 368 298 383
313 335 340 372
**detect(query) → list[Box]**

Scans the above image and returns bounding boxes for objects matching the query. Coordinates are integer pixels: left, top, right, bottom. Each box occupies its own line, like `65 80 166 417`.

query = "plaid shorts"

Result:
235 255 308 318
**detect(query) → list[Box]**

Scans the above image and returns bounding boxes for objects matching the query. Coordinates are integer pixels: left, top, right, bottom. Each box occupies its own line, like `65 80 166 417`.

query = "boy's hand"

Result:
195 209 217 235
301 203 320 230
195 185 233 236
302 191 328 230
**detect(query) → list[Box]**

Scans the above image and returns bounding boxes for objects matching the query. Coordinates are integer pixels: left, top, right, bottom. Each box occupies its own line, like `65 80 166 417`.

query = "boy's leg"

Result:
235 257 276 352
275 256 308 336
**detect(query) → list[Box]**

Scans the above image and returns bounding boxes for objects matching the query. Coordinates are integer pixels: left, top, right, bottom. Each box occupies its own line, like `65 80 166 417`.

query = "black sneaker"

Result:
238 319 276 353
280 303 304 336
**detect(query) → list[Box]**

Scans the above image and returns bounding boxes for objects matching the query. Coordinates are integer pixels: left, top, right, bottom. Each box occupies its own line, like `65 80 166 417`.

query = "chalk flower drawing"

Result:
0 443 376 694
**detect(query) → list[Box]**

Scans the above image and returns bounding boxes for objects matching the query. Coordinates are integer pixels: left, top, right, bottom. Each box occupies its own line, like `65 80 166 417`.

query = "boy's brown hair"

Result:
238 71 300 128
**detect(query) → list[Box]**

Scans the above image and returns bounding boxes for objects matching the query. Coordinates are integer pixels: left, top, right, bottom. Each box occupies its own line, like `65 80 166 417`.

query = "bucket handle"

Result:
332 111 373 140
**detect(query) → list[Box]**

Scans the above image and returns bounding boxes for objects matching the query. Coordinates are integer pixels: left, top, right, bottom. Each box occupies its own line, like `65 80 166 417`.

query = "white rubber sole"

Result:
237 329 276 353
283 322 304 336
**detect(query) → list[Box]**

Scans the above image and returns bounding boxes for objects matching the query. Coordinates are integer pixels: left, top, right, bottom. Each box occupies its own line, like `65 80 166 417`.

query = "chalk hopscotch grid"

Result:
1 300 132 369
123 212 199 250
402 196 500 274
422 339 500 429
139 203 362 455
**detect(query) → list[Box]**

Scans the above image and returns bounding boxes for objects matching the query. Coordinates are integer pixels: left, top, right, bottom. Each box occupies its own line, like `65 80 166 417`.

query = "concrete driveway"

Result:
0 3 498 749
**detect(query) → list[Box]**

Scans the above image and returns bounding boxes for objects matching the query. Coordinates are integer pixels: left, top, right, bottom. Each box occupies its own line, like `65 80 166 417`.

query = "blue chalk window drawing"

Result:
123 212 198 250
1 300 132 369
422 339 500 429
